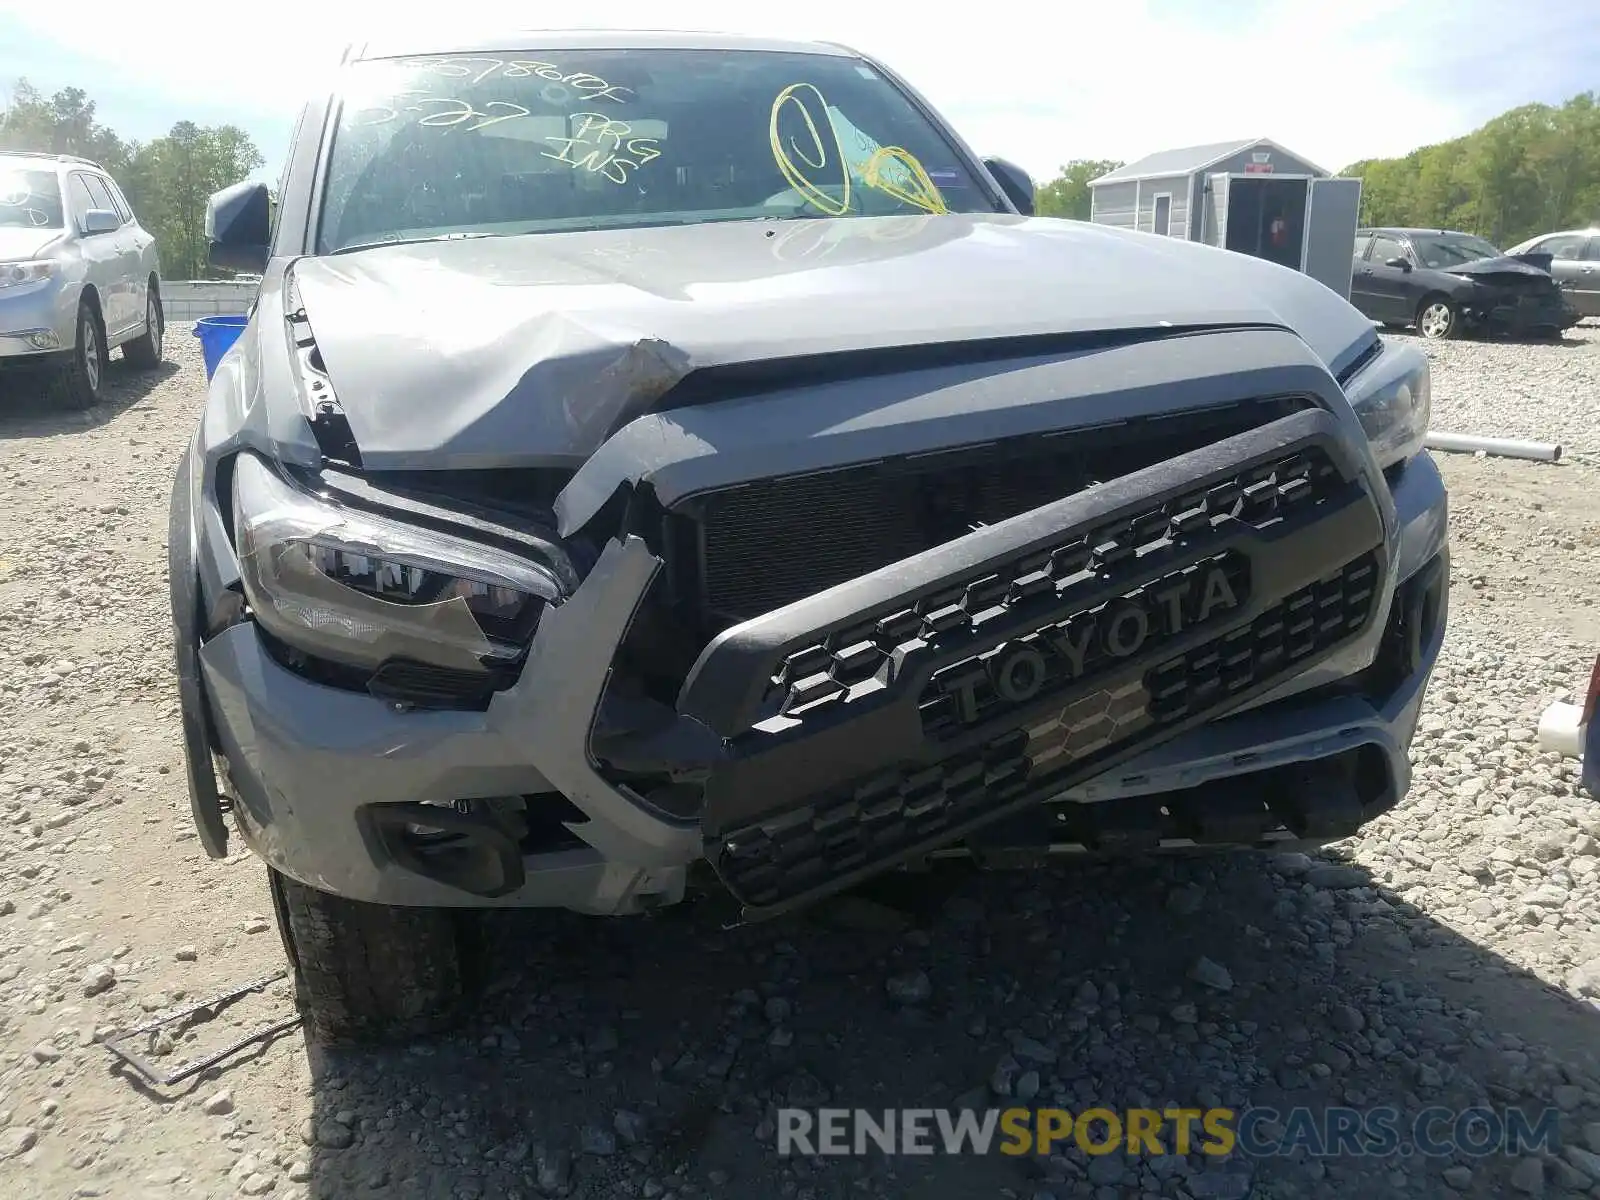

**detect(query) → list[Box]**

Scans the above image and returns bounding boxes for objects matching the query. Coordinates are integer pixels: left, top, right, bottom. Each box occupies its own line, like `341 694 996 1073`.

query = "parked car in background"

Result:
0 151 164 409
1350 226 1579 341
1505 228 1600 319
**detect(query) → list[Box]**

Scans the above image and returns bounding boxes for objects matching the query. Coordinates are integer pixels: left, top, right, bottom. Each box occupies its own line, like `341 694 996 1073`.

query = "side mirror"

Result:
81 208 120 235
206 181 272 274
982 156 1035 216
1384 256 1412 272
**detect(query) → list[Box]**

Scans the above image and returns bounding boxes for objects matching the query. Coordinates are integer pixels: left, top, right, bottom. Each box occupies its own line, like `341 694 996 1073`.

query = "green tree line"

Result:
1035 92 1600 248
0 79 263 278
1034 158 1125 220
1341 93 1600 246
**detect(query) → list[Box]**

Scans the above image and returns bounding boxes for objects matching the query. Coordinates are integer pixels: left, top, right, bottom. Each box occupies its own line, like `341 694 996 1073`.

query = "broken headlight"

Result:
232 453 560 674
1344 341 1431 470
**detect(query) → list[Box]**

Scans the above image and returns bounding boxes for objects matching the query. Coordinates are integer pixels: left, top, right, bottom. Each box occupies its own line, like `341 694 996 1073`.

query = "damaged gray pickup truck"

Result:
169 30 1450 1042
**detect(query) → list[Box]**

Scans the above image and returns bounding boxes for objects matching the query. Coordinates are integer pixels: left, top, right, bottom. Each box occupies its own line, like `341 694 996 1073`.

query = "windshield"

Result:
1413 234 1502 268
316 47 998 252
0 168 65 229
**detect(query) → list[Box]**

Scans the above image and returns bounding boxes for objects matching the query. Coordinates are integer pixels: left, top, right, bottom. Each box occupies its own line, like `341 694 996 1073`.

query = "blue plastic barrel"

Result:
193 315 249 381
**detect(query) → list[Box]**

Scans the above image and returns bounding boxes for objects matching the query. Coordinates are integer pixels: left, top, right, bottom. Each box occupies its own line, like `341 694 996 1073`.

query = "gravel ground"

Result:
1 324 1599 1200
1419 324 1600 455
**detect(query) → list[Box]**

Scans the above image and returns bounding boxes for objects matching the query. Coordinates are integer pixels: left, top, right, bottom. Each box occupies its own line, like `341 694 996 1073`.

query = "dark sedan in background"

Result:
1351 227 1580 341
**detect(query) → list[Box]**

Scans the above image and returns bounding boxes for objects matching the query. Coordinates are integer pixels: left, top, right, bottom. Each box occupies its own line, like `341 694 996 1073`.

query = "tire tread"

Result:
270 869 468 1044
123 287 163 369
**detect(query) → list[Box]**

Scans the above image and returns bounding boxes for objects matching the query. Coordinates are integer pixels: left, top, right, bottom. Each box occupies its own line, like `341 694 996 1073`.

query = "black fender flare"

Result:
168 446 230 859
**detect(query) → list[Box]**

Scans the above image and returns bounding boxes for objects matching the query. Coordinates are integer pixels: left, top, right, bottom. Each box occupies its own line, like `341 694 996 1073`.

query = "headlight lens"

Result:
0 260 56 289
232 453 560 674
1344 342 1431 470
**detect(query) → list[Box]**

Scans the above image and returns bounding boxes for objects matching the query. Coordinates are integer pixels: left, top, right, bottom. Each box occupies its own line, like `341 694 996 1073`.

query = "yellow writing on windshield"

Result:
864 147 949 215
769 83 852 216
769 83 949 216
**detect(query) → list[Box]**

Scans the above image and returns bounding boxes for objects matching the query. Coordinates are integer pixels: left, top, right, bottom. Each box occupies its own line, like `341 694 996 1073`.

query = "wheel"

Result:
267 868 473 1044
122 284 164 368
1416 296 1459 340
52 297 106 410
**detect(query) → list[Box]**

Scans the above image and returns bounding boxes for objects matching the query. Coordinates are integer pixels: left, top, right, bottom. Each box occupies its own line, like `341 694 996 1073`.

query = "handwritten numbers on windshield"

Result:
769 83 852 216
407 58 633 103
349 57 633 132
350 92 533 132
542 113 661 184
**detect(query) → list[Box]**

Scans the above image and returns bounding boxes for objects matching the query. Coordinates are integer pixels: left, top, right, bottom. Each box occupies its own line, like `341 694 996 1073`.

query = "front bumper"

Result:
1466 294 1582 335
192 413 1449 918
0 276 76 361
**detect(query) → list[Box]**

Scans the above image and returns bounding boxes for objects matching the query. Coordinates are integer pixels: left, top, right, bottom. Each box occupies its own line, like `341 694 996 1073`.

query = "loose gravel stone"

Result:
29 1041 60 1063
885 970 932 1004
1509 1154 1545 1195
313 1120 353 1150
1187 956 1234 992
80 963 115 997
200 1090 233 1116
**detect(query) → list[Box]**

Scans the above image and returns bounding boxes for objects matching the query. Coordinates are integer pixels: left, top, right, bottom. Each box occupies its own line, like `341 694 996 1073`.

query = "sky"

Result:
1 0 1597 188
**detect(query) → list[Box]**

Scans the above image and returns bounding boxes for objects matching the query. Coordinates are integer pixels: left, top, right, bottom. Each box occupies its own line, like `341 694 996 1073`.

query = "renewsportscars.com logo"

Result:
776 1105 1561 1159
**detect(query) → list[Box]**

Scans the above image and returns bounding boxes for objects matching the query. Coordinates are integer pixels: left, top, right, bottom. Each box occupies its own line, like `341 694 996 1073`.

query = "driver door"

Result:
1364 233 1418 324
80 174 140 336
66 172 131 334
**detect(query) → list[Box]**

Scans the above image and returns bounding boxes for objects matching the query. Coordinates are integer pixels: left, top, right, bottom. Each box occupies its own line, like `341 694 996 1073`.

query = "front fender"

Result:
168 438 231 859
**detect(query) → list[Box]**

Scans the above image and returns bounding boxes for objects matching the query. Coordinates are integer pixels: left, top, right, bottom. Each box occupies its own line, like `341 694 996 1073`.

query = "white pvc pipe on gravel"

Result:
1424 431 1563 462
1537 701 1585 758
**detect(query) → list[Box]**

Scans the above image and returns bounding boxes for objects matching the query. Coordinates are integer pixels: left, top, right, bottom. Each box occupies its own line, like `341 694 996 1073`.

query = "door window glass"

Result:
82 175 119 221
1535 234 1586 260
1369 235 1407 264
66 174 96 226
103 178 135 223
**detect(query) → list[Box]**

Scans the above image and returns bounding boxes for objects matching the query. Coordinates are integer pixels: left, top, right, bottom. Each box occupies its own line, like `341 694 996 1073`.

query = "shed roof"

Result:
1090 138 1329 186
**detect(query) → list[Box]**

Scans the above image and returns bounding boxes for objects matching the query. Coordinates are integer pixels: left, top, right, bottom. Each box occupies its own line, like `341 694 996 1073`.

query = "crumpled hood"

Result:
286 213 1375 470
1444 252 1554 279
0 226 64 260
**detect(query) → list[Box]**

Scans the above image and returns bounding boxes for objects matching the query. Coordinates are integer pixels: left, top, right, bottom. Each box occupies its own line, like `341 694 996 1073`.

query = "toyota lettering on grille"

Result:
925 561 1243 732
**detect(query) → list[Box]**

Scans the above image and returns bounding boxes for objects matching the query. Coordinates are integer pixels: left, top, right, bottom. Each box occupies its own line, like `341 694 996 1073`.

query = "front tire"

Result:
52 298 106 410
1416 296 1459 340
123 285 164 368
268 868 472 1044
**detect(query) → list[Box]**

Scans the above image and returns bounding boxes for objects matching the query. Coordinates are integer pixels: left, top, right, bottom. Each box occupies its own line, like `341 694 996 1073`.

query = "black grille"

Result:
1146 553 1378 723
717 549 1382 910
766 443 1340 725
684 398 1307 625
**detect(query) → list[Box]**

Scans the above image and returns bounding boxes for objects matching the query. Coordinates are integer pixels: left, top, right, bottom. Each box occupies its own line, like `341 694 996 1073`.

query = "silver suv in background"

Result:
0 152 164 409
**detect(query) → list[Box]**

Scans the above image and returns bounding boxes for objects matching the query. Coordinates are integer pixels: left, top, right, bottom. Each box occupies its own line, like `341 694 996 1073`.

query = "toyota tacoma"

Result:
170 30 1449 1042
